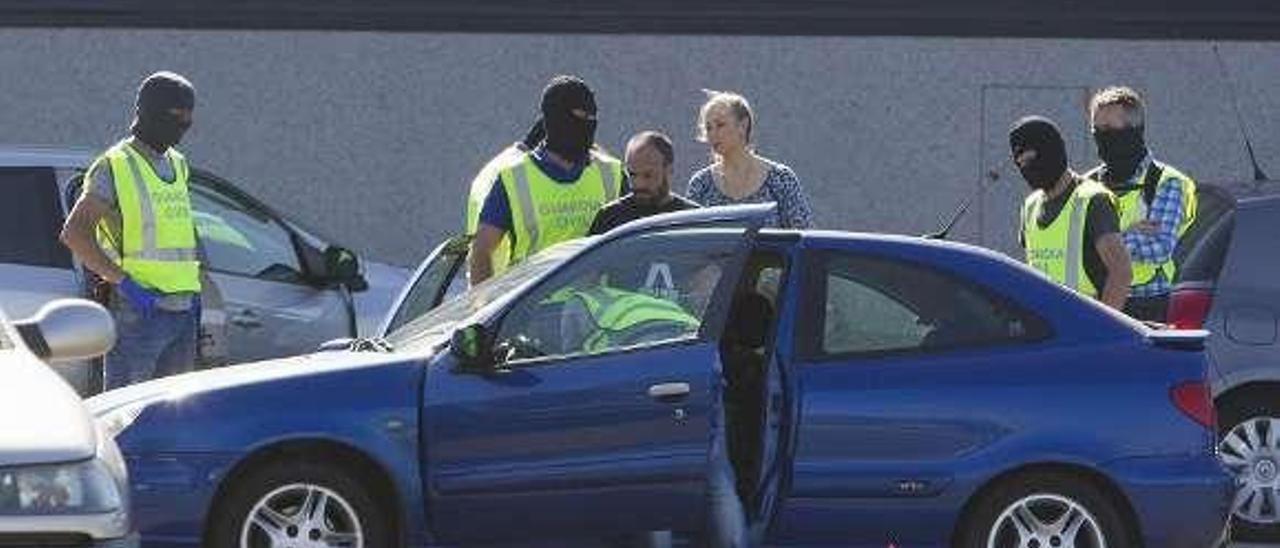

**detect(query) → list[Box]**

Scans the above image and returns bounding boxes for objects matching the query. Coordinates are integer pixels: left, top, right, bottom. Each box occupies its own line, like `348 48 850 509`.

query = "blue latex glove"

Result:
118 277 159 319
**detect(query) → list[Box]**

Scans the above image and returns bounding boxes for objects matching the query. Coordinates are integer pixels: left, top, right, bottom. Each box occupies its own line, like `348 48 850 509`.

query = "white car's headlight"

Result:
0 458 122 515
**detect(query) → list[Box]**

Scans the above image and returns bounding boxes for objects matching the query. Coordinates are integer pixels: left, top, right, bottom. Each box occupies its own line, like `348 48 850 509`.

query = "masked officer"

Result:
60 71 202 389
1012 116 1132 310
469 75 626 285
1083 86 1198 322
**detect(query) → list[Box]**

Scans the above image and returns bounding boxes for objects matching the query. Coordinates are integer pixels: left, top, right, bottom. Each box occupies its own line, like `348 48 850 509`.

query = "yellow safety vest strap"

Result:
595 159 619 203
509 162 542 257
1063 195 1087 292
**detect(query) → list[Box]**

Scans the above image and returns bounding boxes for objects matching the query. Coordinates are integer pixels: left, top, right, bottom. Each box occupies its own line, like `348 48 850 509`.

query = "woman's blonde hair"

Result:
697 89 754 144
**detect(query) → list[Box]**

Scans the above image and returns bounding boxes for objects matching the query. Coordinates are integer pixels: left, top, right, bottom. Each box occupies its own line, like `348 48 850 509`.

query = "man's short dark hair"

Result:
626 131 674 166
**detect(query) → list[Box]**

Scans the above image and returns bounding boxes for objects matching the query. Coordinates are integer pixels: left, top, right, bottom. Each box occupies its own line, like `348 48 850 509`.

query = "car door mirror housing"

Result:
14 299 116 362
450 323 495 373
322 245 368 291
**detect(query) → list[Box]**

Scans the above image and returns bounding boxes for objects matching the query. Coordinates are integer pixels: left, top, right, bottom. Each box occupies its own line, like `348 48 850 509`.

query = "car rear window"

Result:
0 167 72 269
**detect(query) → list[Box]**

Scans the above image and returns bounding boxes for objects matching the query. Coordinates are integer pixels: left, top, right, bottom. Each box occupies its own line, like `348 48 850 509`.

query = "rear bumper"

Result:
1102 453 1231 548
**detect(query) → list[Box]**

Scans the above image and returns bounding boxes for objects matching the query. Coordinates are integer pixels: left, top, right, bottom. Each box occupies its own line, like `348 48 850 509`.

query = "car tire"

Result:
956 471 1132 548
206 459 395 548
1218 393 1280 542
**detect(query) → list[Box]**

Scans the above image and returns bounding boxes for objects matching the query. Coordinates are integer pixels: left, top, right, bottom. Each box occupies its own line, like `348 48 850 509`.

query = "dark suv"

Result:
1167 180 1280 542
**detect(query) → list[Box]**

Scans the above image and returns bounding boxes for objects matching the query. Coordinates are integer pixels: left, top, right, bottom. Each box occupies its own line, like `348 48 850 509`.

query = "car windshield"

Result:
386 238 594 349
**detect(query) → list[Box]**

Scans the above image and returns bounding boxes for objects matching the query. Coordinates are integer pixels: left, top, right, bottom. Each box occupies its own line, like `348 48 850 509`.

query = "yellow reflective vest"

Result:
564 286 700 353
465 144 528 276
1087 161 1197 287
497 149 623 265
1022 178 1116 298
93 140 200 294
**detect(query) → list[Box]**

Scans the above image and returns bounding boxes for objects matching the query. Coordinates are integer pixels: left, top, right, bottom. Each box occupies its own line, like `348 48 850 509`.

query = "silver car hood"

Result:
0 348 96 466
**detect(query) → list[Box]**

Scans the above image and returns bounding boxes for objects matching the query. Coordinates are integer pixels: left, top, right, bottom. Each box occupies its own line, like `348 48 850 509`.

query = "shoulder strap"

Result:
1142 162 1164 207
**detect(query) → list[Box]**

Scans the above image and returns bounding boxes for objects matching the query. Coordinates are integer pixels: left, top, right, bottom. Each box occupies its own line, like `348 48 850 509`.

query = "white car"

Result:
0 299 135 546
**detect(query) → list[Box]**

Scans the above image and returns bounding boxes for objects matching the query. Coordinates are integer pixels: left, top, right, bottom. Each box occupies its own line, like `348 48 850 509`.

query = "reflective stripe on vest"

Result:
1023 179 1114 297
569 286 699 353
501 152 623 264
95 141 200 294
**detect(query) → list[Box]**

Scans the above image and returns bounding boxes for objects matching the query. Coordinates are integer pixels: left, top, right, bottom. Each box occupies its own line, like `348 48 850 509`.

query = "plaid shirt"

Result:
1118 155 1185 297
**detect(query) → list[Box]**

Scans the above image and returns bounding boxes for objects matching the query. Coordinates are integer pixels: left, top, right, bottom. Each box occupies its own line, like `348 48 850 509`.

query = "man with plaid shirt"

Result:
1086 86 1198 322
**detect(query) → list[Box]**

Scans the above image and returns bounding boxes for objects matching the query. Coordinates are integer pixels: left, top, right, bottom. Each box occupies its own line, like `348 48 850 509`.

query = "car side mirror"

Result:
323 245 368 292
14 299 116 362
450 323 495 373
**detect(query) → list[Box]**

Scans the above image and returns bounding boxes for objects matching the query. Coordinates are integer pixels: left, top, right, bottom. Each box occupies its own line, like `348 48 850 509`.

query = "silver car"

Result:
1169 180 1280 543
0 145 409 394
0 299 135 546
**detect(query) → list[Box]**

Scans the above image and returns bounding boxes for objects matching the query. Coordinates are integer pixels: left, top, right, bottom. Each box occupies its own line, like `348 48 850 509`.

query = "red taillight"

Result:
1170 381 1215 428
1167 287 1214 329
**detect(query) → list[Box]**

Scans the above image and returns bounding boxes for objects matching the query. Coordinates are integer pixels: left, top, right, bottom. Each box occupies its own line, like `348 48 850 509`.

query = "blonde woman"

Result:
687 90 814 228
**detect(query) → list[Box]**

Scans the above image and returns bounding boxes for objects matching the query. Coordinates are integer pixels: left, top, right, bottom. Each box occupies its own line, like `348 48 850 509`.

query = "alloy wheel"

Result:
986 493 1107 548
239 483 363 548
1220 416 1280 525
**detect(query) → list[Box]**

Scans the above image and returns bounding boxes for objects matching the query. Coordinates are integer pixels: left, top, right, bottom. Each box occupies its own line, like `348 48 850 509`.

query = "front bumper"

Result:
0 511 132 545
1102 453 1232 548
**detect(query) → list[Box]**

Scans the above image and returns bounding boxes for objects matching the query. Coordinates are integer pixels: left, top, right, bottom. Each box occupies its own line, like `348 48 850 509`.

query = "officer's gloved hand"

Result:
118 277 160 319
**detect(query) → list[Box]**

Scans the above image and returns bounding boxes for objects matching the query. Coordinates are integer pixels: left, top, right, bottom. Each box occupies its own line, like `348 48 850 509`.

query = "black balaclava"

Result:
130 71 195 152
1093 125 1147 184
1009 116 1068 191
540 76 597 163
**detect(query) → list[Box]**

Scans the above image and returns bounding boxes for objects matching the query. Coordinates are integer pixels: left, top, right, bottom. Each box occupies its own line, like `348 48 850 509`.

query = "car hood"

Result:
87 336 447 416
0 349 97 466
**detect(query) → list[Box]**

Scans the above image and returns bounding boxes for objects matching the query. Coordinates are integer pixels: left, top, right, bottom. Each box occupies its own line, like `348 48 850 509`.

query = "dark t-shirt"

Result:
1020 179 1121 294
587 193 700 235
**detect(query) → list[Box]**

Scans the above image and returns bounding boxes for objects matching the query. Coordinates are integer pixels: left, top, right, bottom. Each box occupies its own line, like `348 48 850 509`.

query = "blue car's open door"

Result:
420 204 773 545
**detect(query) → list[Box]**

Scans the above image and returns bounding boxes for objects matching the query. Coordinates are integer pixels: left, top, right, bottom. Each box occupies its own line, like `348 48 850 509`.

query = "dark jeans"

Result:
1124 294 1170 323
104 299 198 390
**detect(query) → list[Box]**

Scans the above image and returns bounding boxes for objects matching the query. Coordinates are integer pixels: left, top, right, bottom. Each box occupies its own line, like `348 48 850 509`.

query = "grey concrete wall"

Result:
2 29 1277 265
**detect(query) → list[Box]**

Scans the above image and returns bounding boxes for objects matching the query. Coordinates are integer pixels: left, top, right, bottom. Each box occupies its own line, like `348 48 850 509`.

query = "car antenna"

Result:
1211 43 1270 185
923 192 976 240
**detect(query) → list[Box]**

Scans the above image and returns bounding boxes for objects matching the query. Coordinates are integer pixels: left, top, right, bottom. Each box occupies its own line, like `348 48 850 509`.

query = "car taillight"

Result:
1167 287 1214 329
1170 381 1215 429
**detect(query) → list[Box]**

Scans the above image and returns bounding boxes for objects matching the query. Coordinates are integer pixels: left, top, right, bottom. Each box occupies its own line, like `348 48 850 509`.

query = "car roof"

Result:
0 145 95 169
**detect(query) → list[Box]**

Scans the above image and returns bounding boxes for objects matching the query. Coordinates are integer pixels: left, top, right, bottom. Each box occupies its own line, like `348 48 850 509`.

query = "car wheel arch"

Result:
201 438 404 546
1215 381 1280 415
949 462 1143 547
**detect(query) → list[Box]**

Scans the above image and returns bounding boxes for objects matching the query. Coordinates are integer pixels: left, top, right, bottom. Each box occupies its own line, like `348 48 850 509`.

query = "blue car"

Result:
87 204 1229 547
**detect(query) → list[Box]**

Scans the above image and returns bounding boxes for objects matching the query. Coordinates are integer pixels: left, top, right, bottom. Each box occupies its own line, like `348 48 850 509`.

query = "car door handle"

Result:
230 310 262 329
648 382 691 403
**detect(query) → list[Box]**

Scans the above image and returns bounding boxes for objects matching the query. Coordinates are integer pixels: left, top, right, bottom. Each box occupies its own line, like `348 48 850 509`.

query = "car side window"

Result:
0 167 72 269
189 184 304 283
494 230 741 364
806 252 1046 358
